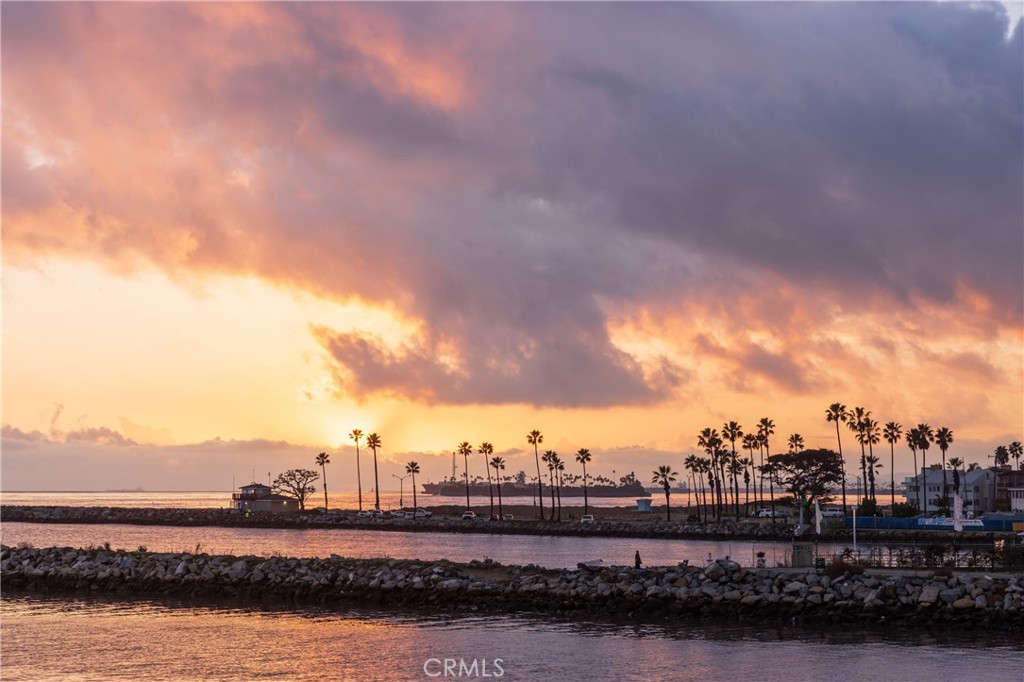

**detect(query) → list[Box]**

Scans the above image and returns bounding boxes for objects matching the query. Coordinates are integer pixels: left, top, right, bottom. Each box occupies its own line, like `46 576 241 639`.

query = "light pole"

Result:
392 474 408 510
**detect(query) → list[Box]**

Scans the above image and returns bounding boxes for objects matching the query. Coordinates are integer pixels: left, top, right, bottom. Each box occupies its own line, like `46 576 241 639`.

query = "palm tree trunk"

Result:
322 464 329 510
485 456 494 520
534 445 544 521
356 446 363 512
548 469 556 520
665 487 671 522
412 473 418 513
890 443 895 509
940 448 948 505
495 469 503 519
583 463 589 517
556 470 562 521
835 422 846 515
372 448 380 510
464 454 470 511
911 448 919 511
859 443 867 504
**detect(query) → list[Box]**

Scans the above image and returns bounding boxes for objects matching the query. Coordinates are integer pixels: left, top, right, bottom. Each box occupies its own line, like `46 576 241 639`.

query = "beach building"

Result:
231 483 298 512
903 466 993 514
904 466 1024 515
1009 488 1024 513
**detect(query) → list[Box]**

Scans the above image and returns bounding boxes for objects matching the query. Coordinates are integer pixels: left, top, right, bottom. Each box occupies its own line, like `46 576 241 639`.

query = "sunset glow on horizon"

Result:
3 2 1021 491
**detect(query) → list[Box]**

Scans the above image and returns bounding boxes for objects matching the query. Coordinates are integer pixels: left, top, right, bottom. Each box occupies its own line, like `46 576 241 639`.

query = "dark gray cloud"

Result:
3 2 1020 408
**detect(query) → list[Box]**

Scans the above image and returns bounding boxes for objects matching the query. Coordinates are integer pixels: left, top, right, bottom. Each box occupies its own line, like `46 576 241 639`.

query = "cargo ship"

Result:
421 474 650 498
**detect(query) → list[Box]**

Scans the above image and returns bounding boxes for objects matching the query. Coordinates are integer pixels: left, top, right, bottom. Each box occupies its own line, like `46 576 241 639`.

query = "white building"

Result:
231 482 298 512
1009 488 1024 513
903 466 995 515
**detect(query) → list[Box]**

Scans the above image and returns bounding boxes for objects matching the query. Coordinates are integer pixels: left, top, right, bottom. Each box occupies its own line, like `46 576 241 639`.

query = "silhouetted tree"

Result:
935 427 954 502
479 442 495 519
406 461 420 513
314 451 330 510
350 429 364 511
527 430 545 520
652 465 679 522
883 422 902 508
768 449 844 510
826 403 849 513
365 433 382 510
490 456 506 519
576 448 593 516
458 441 473 510
272 469 319 511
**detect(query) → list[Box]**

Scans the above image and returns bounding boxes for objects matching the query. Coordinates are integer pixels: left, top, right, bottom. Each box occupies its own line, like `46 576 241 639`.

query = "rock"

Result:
918 585 941 604
952 597 975 609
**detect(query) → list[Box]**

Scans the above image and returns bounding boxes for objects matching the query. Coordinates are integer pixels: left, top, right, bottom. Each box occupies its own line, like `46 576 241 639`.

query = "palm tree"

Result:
864 418 881 503
479 442 495 519
947 457 963 496
314 451 330 510
934 427 954 502
848 407 870 501
490 456 506 519
967 462 981 472
350 429 364 511
883 422 902 508
652 465 678 522
916 424 934 511
757 418 776 518
722 421 743 517
865 453 882 504
366 432 382 510
698 428 724 518
683 454 699 517
458 441 473 511
738 457 752 508
527 430 545 520
826 403 849 513
906 426 921 510
1011 442 1024 470
993 445 1010 466
406 461 420 513
541 450 558 519
787 433 805 453
576 448 593 516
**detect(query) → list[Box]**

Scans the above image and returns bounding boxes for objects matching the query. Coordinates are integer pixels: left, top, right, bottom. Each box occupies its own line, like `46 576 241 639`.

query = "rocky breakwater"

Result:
2 545 1021 630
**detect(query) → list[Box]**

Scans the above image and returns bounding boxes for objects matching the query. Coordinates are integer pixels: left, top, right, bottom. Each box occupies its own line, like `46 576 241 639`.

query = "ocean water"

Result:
1 521 806 569
0 490 786 511
1 593 1018 682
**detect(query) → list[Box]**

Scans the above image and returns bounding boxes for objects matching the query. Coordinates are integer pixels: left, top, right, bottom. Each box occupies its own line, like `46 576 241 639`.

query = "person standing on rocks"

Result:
635 551 642 569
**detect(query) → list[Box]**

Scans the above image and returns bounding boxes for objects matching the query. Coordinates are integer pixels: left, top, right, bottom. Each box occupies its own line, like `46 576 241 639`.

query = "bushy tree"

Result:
768 448 844 508
272 469 319 511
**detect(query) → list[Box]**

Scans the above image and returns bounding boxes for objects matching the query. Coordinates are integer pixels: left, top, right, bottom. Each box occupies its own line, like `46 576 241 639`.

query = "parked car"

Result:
820 508 844 518
580 514 595 524
414 508 432 518
502 514 515 521
461 510 477 520
369 509 383 519
356 510 372 519
757 508 786 518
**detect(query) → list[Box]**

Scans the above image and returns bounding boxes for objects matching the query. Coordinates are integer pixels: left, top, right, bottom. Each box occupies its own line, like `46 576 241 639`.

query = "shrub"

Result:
823 558 865 578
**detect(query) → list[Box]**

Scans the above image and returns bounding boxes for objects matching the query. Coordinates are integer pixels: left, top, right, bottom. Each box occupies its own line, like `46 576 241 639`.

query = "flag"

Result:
814 500 823 535
953 493 963 532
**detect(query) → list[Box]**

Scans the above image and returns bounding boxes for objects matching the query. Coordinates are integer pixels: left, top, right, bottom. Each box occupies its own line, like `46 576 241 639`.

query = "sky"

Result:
2 2 1022 492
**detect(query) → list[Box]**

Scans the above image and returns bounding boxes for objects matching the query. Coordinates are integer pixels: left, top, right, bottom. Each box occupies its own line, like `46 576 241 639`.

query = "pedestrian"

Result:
634 550 642 569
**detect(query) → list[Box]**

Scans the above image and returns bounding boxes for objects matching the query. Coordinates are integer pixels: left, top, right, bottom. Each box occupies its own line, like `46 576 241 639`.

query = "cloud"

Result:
2 3 1020 409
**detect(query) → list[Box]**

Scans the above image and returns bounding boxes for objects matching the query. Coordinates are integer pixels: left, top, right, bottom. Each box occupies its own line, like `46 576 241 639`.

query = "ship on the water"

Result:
422 470 651 497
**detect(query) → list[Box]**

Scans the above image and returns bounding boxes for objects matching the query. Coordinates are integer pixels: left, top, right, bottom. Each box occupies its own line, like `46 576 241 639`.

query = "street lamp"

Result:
392 474 408 509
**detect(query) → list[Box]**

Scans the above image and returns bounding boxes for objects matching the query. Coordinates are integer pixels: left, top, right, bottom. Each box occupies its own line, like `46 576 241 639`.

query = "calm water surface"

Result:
1 521 805 568
1 593 1018 682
